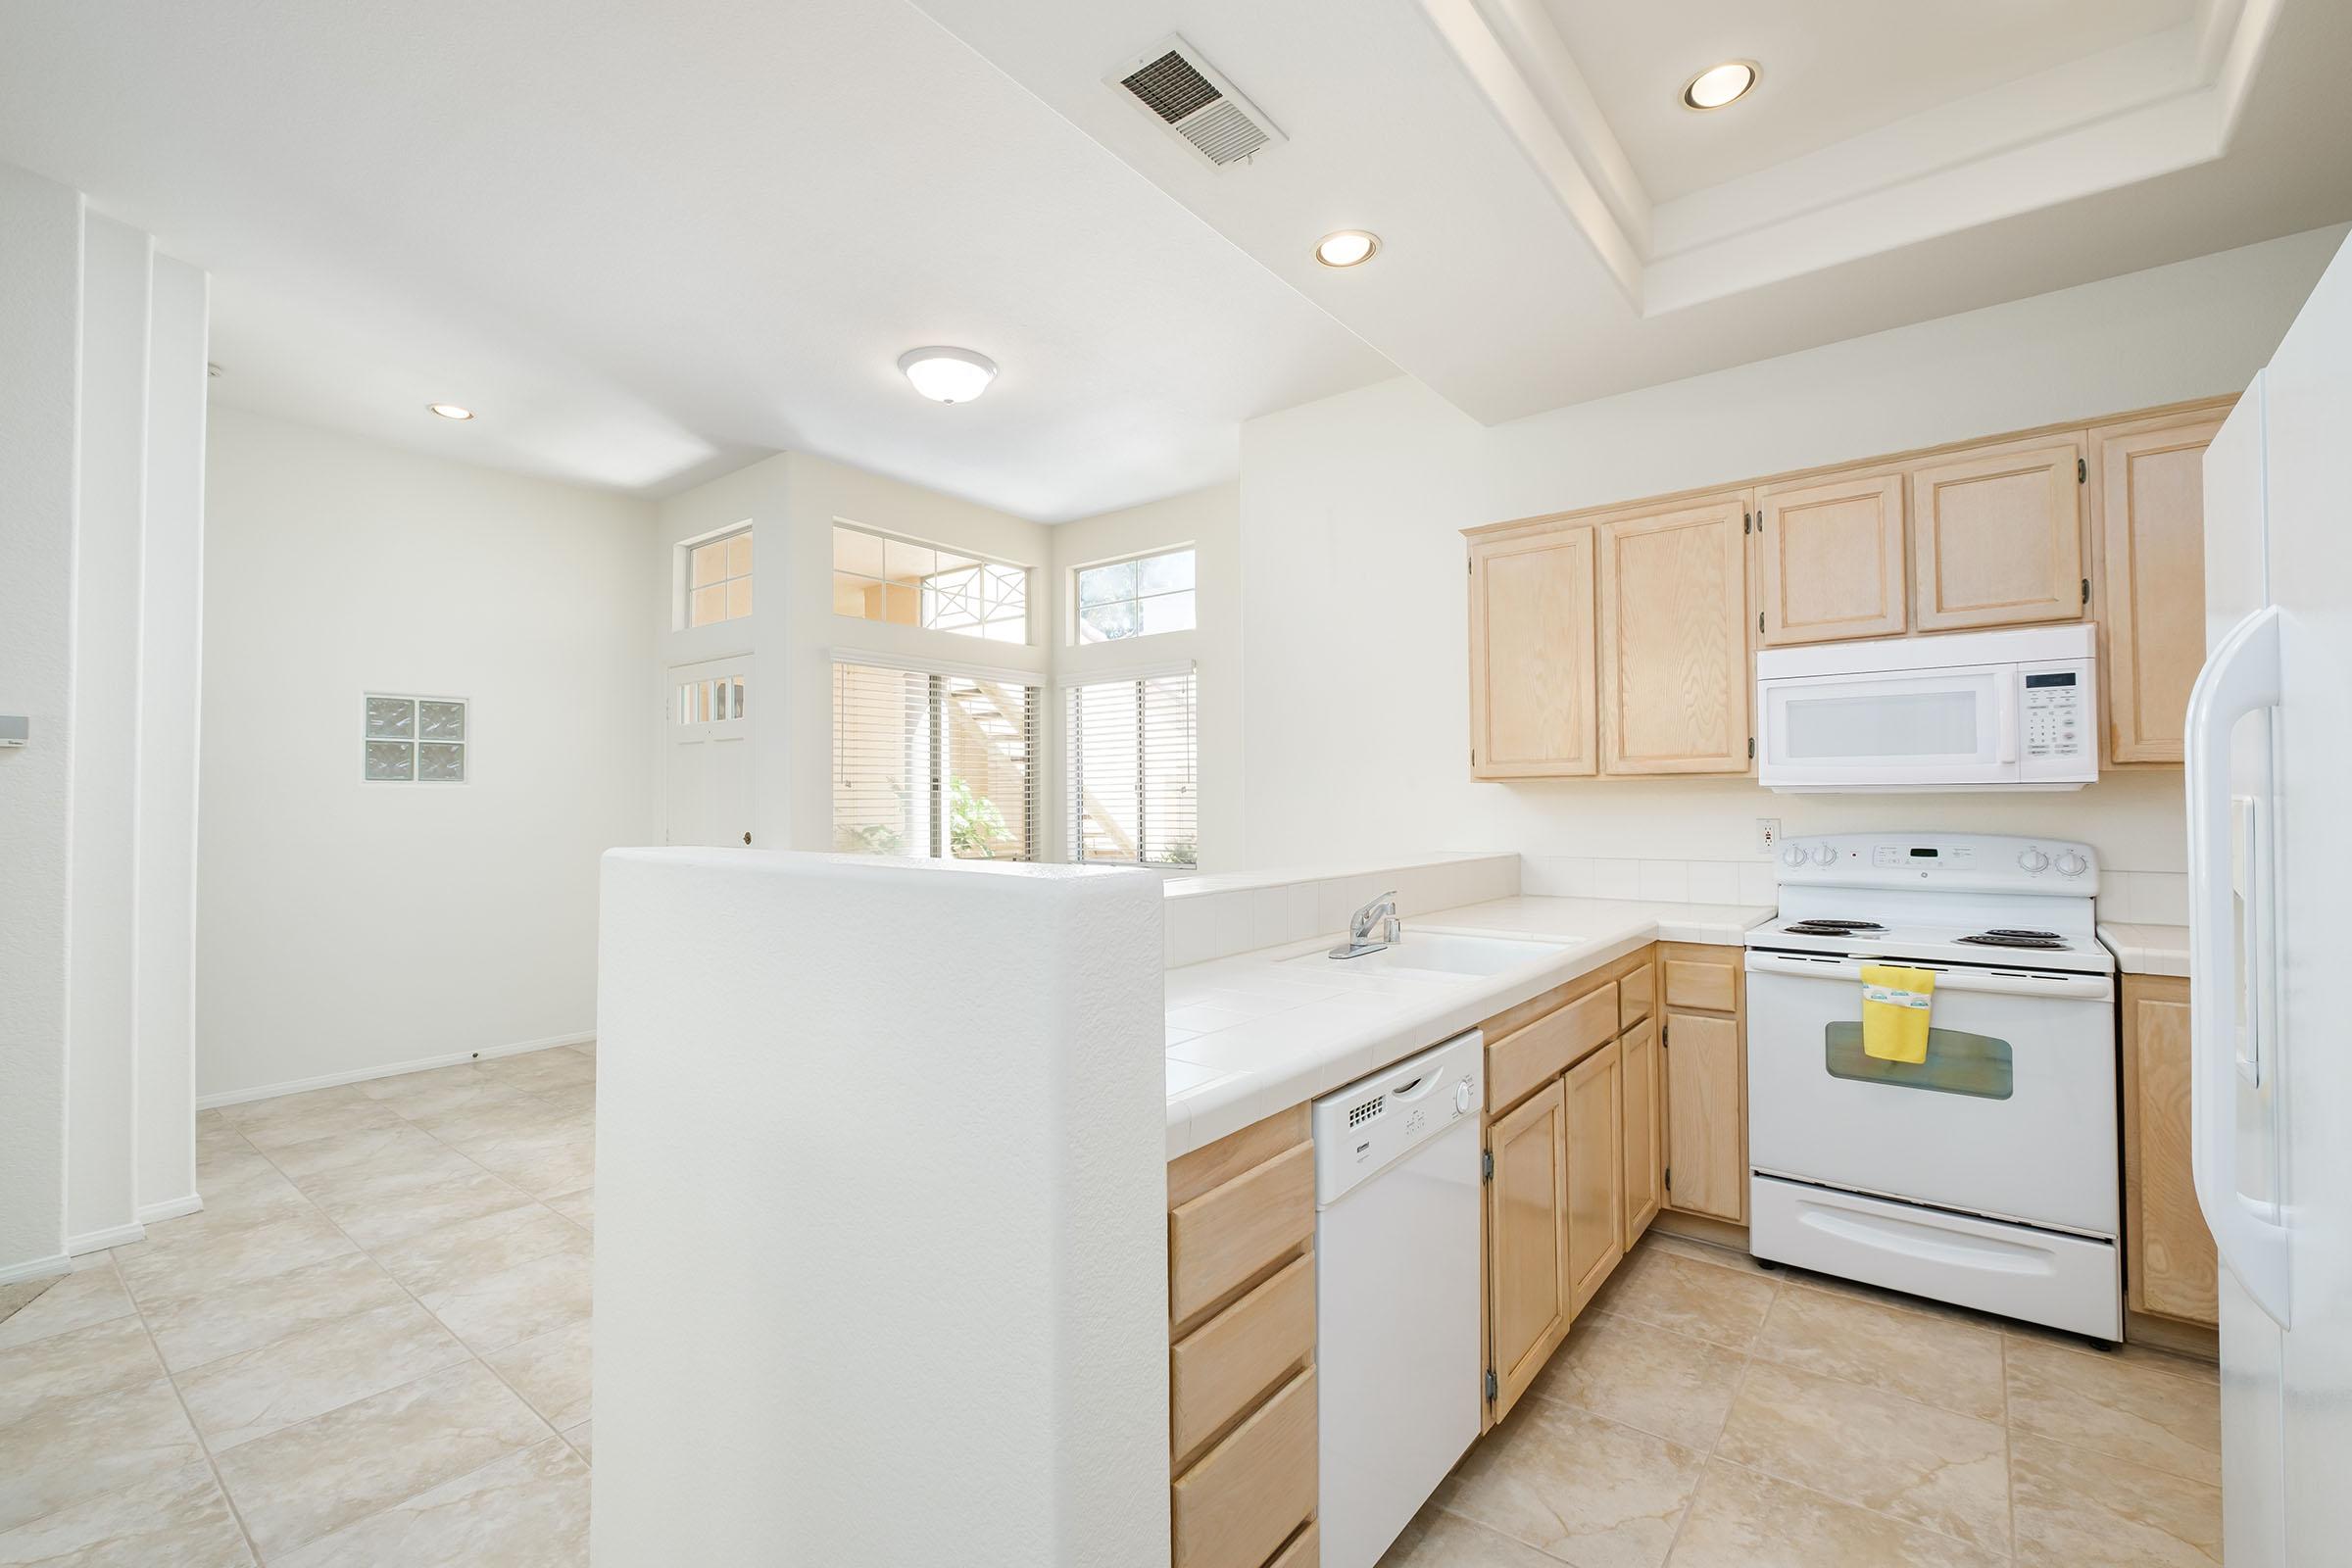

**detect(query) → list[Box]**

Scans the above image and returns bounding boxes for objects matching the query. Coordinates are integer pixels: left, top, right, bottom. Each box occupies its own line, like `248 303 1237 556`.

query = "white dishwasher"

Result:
1311 1030 1485 1568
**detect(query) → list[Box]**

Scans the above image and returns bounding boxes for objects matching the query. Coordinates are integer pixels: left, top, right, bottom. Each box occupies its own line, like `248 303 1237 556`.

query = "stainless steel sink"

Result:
1283 932 1569 977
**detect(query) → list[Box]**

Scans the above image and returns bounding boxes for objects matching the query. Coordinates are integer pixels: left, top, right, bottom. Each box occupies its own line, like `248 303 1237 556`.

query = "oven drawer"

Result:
1750 1176 2120 1340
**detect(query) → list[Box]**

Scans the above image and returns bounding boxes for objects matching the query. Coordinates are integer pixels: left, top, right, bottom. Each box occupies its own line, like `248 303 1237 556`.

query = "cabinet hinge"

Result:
1747 736 1756 760
2082 577 2090 606
1757 611 1765 635
1471 748 1477 768
1482 1149 1494 1182
1743 511 1752 534
1664 1165 1673 1192
1485 1368 1499 1402
2078 458 2087 483
1467 557 1475 575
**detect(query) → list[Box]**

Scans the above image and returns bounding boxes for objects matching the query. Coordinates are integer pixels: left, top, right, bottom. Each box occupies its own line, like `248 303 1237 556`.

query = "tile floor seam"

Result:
104 1250 268 1567
2000 1329 2219 1389
1740 1336 2009 1424
1703 1448 2019 1562
2000 1421 2225 1496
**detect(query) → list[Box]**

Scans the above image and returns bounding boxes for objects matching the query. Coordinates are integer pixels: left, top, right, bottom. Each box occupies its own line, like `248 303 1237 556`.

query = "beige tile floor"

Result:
0 1042 2222 1567
0 1043 597 1565
1383 1234 2224 1568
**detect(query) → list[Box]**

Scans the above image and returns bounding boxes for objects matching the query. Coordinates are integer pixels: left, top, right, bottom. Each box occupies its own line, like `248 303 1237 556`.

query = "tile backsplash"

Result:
1162 854 1520 969
1522 855 1779 906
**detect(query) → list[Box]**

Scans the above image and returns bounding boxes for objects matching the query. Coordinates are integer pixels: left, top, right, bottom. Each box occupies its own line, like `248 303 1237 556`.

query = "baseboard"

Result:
66 1221 146 1256
196 1031 596 1110
0 1252 73 1288
1650 1210 1752 1252
137 1194 204 1226
2126 1308 2221 1363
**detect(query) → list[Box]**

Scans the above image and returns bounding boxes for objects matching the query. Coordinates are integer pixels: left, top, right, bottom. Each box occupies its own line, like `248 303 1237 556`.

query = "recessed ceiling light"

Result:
1682 61 1758 111
427 403 474 420
897 346 998 405
1314 229 1380 269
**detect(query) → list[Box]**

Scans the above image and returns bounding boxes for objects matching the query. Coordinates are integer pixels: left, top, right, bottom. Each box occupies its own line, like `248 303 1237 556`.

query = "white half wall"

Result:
1236 225 2350 879
197 409 657 1102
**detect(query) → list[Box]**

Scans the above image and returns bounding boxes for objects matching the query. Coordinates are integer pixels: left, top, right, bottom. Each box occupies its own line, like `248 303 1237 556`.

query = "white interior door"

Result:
667 657 756 847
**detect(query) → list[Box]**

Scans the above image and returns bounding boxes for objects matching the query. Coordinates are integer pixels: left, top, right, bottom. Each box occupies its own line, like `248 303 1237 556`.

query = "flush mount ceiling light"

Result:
897 346 998 404
427 403 475 420
1314 229 1380 269
1682 61 1758 111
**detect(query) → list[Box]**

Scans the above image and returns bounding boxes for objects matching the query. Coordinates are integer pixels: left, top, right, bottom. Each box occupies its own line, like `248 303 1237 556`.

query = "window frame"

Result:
362 692 470 786
1063 662 1199 869
831 520 1032 646
680 523 755 630
1070 544 1197 646
830 653 1042 863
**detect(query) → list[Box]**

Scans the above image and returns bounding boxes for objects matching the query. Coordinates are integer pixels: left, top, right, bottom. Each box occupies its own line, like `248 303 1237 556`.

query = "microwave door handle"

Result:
1994 675 2019 764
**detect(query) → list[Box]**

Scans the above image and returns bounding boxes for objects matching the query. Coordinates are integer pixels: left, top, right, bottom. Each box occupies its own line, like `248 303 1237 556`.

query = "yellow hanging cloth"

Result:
1860 965 1935 1064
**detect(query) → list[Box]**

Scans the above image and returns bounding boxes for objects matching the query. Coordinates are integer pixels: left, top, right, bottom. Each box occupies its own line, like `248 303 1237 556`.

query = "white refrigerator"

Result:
2193 229 2352 1567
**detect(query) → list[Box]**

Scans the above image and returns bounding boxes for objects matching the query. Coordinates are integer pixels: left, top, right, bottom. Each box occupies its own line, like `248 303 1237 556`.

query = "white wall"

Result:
1050 485 1242 870
198 409 657 1102
1236 225 2350 881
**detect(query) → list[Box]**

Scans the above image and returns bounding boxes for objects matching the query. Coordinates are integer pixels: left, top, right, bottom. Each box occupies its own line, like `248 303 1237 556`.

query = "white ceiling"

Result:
0 0 1393 519
4 0 2347 518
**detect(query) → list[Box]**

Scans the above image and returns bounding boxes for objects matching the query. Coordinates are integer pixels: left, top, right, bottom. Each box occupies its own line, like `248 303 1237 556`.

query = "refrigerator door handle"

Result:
2185 605 2291 1327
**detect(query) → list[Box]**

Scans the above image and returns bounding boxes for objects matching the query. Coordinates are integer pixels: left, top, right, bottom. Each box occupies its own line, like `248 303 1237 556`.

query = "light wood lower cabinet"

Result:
1486 1078 1568 1422
1620 1014 1663 1243
1563 1040 1624 1312
2122 975 2217 1327
1167 1107 1320 1568
1659 944 1746 1225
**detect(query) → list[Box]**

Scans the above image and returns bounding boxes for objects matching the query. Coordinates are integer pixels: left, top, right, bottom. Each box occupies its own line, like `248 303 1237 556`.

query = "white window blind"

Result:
831 661 1039 861
1067 668 1198 866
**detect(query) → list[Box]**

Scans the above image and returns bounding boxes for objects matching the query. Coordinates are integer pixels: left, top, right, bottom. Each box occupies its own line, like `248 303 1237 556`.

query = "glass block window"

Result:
1067 667 1197 866
1075 547 1195 643
687 528 754 627
832 523 1028 645
364 695 466 783
832 662 1038 859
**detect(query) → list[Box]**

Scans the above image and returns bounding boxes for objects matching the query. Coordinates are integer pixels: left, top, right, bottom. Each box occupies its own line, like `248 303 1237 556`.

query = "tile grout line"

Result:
2002 1331 2019 1563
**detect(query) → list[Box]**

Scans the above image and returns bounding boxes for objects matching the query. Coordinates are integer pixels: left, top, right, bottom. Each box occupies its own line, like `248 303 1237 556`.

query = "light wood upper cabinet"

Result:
2123 976 2217 1326
1486 1079 1568 1422
1597 501 1750 774
1663 1008 1744 1223
1911 439 2086 631
1469 526 1597 778
1755 472 1907 645
1563 1041 1625 1314
2095 414 2225 764
1619 1015 1663 1245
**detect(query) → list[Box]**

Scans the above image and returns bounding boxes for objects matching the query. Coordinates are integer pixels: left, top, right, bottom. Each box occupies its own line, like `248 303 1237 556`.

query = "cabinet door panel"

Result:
1487 1079 1567 1420
1597 501 1750 774
1564 1041 1624 1313
1470 527 1596 778
1620 1016 1663 1243
1664 1010 1744 1222
2097 417 2223 764
2123 977 2217 1325
1912 440 2085 630
1757 472 1906 644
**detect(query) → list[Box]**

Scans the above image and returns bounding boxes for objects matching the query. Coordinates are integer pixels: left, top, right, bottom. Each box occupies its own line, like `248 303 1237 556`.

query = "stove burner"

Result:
1782 919 1886 935
1984 928 2061 940
1956 932 2069 950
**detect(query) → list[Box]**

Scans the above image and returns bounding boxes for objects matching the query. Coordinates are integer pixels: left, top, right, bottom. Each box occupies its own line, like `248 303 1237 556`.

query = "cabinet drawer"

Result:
1172 1251 1316 1465
1489 983 1617 1110
1619 962 1654 1028
1663 956 1736 1012
1171 1142 1315 1328
1267 1520 1319 1568
1172 1366 1318 1568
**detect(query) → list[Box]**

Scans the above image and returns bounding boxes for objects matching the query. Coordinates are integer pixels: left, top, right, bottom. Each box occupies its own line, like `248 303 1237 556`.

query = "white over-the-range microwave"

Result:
1755 623 2095 792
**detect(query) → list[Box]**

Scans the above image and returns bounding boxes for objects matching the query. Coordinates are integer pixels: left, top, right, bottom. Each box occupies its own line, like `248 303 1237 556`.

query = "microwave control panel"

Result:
2022 667 2088 763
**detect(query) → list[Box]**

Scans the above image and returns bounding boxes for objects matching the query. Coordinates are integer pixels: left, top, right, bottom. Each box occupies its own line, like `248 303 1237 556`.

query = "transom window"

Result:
687 528 754 627
832 523 1028 645
363 694 466 783
1076 547 1195 643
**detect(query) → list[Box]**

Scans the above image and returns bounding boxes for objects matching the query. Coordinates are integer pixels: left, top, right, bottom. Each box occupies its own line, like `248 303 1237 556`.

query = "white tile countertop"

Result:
1163 895 1775 1158
2099 922 2190 978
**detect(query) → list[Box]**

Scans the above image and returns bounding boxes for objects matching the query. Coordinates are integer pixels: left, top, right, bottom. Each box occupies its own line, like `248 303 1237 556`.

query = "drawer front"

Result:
1172 1366 1318 1568
1266 1520 1319 1568
1619 961 1655 1028
1172 1251 1316 1465
1488 983 1617 1109
1663 956 1736 1012
1171 1142 1315 1328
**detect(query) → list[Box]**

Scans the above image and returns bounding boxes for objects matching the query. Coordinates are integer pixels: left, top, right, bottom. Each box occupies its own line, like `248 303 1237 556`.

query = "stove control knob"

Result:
1782 845 1808 868
2055 851 2088 877
1811 843 1837 866
2018 848 2049 873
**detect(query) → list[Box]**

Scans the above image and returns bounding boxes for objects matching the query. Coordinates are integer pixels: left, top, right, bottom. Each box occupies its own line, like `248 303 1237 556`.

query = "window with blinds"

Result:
832 662 1039 861
1067 668 1198 867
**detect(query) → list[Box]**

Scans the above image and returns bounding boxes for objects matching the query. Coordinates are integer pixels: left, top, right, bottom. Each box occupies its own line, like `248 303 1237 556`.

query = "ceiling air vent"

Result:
1108 34 1285 170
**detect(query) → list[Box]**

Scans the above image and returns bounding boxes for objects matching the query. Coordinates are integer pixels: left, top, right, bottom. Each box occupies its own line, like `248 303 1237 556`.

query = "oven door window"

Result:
1823 1023 2014 1100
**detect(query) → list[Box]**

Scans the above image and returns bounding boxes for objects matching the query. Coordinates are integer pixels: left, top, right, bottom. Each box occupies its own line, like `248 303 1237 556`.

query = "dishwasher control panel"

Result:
1310 1030 1485 1206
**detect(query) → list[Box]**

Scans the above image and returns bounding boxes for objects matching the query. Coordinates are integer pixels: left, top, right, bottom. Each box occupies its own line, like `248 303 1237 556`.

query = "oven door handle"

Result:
1744 951 2113 1002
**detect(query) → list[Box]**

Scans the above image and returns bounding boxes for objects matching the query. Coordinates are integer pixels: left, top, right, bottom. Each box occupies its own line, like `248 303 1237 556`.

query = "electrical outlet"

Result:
1757 817 1781 855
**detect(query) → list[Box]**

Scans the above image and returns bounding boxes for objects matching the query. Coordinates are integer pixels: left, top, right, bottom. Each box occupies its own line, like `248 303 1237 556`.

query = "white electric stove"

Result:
1744 832 2122 1340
